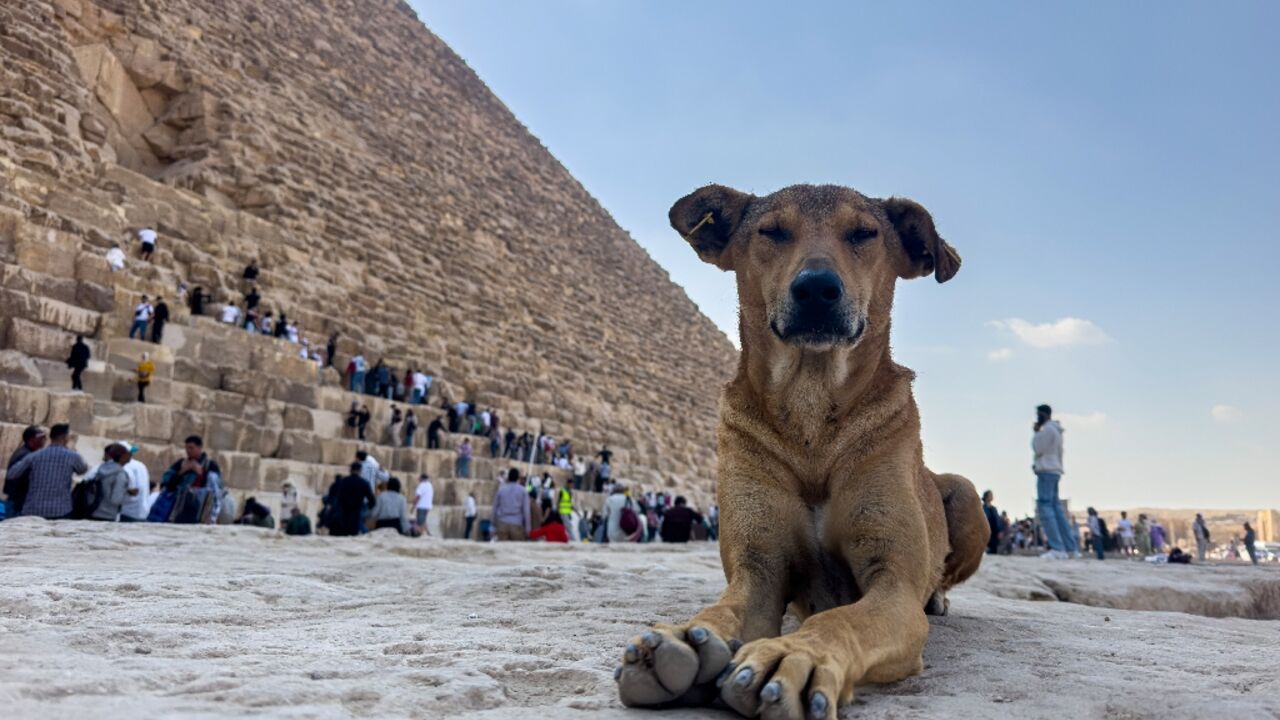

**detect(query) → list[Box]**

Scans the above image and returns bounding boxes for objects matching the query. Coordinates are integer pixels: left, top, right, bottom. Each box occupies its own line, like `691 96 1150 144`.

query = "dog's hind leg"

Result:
931 472 987 590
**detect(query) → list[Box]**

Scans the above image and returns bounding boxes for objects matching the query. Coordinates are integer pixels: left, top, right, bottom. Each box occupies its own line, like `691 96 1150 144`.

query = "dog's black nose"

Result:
789 268 844 311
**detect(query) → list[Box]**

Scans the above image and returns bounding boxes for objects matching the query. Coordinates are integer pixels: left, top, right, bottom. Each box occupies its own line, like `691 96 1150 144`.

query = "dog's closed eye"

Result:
758 220 790 243
845 227 878 244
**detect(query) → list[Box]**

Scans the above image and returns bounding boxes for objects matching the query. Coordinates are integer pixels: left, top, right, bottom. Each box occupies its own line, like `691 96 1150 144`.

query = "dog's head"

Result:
671 184 959 351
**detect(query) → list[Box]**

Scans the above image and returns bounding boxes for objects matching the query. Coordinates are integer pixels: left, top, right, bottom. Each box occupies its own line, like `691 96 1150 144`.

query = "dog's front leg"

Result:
617 467 806 708
718 480 934 720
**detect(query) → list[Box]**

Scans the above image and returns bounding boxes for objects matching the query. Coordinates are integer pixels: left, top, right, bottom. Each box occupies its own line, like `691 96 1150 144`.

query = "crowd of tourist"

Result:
974 403 1271 565
0 416 721 549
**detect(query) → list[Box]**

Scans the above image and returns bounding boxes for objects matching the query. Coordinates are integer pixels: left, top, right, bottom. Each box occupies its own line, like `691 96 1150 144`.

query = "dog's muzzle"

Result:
771 268 865 347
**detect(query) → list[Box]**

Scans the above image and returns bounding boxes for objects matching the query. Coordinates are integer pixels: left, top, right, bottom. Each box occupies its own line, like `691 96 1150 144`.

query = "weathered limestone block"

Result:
171 356 221 388
130 403 173 442
312 409 344 437
267 378 318 409
220 368 269 399
278 429 322 464
167 409 205 444
106 338 173 367
3 318 76 362
46 392 94 434
0 350 43 386
77 43 157 139
14 226 79 278
250 345 315 385
75 281 115 314
218 450 261 491
319 437 359 466
204 414 248 452
388 447 424 477
0 382 50 426
0 289 100 337
281 404 314 431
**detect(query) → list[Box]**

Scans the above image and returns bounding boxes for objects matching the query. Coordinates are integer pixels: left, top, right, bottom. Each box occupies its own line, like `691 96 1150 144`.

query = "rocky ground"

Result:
0 519 1276 719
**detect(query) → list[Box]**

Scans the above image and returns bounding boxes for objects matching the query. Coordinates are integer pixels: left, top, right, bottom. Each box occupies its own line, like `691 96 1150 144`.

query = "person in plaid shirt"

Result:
6 424 87 519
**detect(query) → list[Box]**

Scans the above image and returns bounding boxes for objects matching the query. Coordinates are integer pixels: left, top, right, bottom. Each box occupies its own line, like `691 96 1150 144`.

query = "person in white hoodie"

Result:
1033 404 1079 559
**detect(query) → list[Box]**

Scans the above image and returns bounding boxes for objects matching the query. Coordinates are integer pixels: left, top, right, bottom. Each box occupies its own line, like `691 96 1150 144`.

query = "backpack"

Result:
147 490 178 522
619 502 640 535
71 476 104 520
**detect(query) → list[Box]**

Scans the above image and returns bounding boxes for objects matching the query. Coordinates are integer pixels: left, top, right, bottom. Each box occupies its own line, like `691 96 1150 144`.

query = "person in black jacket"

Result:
426 416 443 449
67 336 91 390
189 286 209 316
150 297 170 343
982 490 1002 555
327 462 376 537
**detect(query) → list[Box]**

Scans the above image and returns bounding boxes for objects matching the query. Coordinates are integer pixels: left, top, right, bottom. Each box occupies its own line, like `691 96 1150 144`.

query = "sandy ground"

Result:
0 519 1277 719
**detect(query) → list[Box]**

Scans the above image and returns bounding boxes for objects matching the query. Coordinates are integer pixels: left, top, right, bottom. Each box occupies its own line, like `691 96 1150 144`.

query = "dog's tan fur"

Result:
616 184 987 720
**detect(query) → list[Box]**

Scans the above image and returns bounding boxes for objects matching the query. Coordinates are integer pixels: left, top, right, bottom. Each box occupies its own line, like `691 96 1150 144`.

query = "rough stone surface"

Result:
0 0 735 516
0 523 1276 719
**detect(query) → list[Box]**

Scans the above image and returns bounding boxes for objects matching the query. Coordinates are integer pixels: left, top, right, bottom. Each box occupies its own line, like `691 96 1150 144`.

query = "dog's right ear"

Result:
669 185 753 271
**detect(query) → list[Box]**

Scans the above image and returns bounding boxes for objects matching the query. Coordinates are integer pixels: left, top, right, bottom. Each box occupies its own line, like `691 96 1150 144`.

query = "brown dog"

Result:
616 184 987 719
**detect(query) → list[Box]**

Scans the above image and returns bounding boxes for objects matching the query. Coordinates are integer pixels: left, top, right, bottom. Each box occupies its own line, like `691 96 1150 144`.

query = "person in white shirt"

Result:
286 322 299 343
357 450 379 490
414 474 434 535
463 492 477 539
137 228 157 261
117 440 151 521
220 302 241 325
106 243 126 271
1116 511 1136 556
411 371 429 404
1032 404 1079 559
129 296 153 339
299 339 310 359
480 409 491 432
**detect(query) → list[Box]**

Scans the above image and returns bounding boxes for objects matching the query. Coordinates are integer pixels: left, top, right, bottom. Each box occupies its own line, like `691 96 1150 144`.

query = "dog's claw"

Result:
734 667 753 687
689 627 709 645
624 643 639 663
761 681 781 703
810 691 828 718
642 631 661 648
614 666 622 681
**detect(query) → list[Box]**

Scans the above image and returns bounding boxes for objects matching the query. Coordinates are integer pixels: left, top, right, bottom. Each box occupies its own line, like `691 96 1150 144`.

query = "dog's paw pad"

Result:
616 626 733 707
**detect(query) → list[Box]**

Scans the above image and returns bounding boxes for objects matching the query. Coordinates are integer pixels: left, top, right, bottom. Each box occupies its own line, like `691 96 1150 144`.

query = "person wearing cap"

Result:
4 425 48 517
117 440 151 522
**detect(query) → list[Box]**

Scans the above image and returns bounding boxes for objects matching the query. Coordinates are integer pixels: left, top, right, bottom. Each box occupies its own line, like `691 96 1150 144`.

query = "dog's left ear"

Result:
669 184 754 271
882 197 961 283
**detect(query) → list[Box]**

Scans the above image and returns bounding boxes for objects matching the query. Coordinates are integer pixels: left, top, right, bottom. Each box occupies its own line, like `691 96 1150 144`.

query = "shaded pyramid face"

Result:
0 0 734 515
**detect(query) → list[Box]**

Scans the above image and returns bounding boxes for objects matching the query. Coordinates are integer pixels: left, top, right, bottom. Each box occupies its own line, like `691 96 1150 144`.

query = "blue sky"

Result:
412 0 1280 515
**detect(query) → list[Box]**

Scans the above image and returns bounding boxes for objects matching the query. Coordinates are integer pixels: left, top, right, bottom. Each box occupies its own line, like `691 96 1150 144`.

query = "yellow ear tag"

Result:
685 211 715 241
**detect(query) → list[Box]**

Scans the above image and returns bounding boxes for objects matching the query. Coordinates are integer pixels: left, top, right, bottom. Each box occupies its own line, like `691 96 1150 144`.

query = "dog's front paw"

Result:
718 635 850 720
616 624 735 707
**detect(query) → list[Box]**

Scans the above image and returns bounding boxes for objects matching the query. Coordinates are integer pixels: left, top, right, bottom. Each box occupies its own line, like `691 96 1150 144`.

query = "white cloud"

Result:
989 317 1111 349
1211 404 1242 423
1058 411 1108 429
987 347 1013 362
